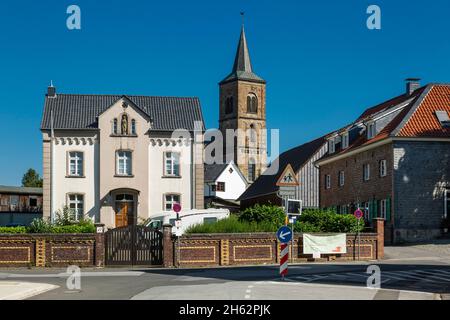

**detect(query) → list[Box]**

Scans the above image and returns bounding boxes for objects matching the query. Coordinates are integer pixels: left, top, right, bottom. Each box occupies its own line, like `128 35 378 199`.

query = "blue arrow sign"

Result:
277 226 292 243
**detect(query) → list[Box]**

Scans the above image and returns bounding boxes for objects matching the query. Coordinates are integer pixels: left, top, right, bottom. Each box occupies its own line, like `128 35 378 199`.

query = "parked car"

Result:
143 208 230 235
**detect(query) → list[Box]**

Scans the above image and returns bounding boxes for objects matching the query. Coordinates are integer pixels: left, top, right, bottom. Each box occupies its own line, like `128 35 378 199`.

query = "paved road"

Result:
0 262 447 300
1 244 449 300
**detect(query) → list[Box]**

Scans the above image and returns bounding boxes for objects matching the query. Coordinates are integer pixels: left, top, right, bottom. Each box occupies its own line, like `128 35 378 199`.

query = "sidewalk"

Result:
0 281 58 300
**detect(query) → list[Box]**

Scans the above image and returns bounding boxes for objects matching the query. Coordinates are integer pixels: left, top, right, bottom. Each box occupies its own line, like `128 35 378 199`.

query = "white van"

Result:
143 208 230 235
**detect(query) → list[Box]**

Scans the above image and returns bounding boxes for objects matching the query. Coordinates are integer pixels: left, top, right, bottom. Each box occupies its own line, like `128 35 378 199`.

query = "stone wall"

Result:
393 140 450 243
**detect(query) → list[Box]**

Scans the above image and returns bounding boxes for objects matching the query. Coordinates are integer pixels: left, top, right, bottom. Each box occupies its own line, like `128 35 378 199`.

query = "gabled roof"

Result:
204 163 229 183
204 161 247 184
238 136 327 201
220 26 265 85
317 83 450 164
40 94 205 131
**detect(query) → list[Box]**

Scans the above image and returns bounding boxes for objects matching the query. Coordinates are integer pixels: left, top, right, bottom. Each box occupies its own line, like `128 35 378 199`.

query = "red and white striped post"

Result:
280 243 289 278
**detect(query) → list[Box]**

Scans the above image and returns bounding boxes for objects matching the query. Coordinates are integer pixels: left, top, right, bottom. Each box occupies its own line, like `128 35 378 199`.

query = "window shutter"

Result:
374 200 379 219
386 197 391 222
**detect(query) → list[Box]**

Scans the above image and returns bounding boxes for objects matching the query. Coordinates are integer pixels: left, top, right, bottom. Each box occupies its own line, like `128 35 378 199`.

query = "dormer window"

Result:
435 110 450 127
341 132 349 149
328 139 336 154
367 122 376 139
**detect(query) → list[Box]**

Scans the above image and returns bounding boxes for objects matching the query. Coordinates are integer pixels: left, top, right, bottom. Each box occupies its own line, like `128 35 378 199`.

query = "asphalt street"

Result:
1 244 450 300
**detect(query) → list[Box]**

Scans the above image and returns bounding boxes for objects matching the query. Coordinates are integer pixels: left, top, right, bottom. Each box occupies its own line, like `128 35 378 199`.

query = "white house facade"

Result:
204 161 248 201
41 86 205 229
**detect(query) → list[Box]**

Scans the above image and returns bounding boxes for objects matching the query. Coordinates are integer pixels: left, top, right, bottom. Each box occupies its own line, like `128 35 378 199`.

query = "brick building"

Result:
316 80 450 244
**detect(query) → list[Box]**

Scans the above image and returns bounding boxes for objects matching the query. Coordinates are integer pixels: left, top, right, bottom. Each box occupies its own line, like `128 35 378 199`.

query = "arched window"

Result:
113 118 118 135
247 94 258 113
131 119 136 135
121 114 128 135
248 158 256 182
225 97 233 114
249 124 256 143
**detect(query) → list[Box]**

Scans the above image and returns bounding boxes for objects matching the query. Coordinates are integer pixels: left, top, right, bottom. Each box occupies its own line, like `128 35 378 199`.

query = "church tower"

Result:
219 24 267 183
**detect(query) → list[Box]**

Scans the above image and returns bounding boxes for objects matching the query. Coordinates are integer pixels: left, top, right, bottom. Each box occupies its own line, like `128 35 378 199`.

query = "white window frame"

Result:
341 132 349 149
380 199 387 219
367 122 376 139
339 171 345 187
68 194 84 221
328 139 335 154
116 151 132 176
164 152 180 177
363 164 371 181
68 151 84 177
164 194 180 211
380 159 387 177
325 175 331 189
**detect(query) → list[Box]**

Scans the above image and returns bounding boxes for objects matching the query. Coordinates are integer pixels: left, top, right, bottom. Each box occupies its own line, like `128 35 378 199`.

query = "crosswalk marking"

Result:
291 269 450 284
385 271 435 282
413 270 450 281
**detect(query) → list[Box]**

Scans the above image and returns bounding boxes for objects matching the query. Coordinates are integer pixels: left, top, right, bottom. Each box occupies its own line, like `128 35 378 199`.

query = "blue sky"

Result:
1 0 450 186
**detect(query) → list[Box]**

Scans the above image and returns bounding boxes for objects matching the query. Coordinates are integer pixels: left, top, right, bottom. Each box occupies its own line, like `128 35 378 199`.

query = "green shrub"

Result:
8 215 96 234
294 209 364 233
186 215 278 234
239 204 285 227
0 226 27 234
27 218 53 233
54 206 77 226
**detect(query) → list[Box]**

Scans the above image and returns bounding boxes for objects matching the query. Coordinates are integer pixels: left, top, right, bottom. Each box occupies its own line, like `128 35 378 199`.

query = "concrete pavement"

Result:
0 281 58 300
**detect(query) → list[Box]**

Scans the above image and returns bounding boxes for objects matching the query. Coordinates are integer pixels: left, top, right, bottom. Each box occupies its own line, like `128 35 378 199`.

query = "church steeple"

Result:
220 26 265 85
218 18 268 183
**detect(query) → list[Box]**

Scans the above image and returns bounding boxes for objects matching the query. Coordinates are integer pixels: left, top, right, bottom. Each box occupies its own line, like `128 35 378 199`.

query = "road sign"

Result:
279 243 289 277
175 220 182 228
276 164 299 187
173 203 181 213
354 208 363 219
278 186 296 197
277 226 292 243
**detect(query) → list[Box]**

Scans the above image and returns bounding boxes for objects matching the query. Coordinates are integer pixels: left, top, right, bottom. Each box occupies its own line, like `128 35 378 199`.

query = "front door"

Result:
115 203 129 227
115 194 135 227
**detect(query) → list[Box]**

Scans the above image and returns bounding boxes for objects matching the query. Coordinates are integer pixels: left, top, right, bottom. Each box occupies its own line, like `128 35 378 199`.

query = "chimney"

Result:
47 81 56 98
405 78 421 96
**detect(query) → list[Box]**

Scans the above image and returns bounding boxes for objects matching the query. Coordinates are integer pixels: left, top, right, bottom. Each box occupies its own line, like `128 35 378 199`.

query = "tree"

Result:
21 169 43 188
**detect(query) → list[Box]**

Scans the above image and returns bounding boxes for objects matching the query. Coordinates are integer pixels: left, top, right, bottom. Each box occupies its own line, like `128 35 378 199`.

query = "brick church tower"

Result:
219 25 267 183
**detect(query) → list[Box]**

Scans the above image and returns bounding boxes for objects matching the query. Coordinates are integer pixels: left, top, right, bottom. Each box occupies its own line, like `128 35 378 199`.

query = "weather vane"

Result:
240 11 245 25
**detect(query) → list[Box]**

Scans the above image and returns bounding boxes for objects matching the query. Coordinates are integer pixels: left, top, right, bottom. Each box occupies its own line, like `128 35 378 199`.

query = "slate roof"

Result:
204 163 229 183
0 185 43 195
220 26 265 84
40 94 205 131
238 136 327 201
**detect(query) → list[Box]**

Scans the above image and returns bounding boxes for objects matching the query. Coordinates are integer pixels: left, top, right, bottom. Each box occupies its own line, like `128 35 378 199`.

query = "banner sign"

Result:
303 233 347 254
